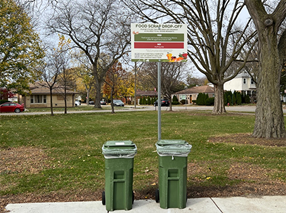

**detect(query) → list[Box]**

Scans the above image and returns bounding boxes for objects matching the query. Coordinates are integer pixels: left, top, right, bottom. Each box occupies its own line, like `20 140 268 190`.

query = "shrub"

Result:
0 100 8 104
192 100 196 104
196 93 204 105
147 96 151 105
224 91 232 105
232 92 236 105
172 95 180 105
236 92 242 105
206 97 214 106
197 93 209 105
245 95 250 104
180 99 187 104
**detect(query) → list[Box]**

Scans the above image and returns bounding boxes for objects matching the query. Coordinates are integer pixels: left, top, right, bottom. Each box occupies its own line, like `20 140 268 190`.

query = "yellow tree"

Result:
73 51 96 105
119 72 135 104
0 0 44 92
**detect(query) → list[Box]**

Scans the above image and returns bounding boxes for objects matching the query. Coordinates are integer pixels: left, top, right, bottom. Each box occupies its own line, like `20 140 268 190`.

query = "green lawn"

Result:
0 111 285 199
23 105 114 112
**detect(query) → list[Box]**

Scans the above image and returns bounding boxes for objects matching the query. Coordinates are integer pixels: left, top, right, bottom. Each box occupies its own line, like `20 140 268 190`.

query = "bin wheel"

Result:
102 191 105 205
155 189 159 203
132 191 135 204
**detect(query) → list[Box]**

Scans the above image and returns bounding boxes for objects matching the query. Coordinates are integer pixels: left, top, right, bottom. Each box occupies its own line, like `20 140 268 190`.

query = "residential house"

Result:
224 71 256 102
23 82 78 108
173 85 215 104
135 89 158 105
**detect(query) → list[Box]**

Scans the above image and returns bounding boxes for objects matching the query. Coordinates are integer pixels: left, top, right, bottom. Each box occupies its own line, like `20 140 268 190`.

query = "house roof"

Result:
174 85 215 95
29 82 78 95
136 90 157 96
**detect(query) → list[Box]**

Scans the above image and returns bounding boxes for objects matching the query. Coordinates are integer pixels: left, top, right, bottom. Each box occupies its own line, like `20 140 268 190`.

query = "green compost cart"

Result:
102 140 137 211
155 139 192 209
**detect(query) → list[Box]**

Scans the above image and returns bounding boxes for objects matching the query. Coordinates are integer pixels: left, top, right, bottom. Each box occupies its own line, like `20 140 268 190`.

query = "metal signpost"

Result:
131 23 187 140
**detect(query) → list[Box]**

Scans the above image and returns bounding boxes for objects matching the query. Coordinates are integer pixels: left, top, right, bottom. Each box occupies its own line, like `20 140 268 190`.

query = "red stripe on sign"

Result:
134 42 184 49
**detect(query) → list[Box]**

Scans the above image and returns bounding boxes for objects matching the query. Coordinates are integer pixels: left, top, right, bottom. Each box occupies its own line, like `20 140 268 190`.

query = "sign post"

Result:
131 23 187 140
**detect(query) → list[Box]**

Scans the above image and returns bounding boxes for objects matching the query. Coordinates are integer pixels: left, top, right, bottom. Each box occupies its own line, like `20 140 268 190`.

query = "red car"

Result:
0 102 25 113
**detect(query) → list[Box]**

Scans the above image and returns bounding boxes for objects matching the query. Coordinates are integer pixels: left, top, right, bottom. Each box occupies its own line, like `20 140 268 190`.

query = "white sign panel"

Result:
131 23 188 62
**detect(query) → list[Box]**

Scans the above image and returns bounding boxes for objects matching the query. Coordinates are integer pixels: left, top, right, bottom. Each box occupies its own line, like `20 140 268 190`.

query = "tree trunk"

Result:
86 87 90 105
169 98 173 111
64 84 67 114
49 88 54 116
212 84 226 114
111 86 115 113
94 75 102 109
253 32 285 138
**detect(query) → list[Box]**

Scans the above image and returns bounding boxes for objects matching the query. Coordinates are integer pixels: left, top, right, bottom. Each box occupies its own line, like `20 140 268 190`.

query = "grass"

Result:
23 105 116 112
0 110 286 198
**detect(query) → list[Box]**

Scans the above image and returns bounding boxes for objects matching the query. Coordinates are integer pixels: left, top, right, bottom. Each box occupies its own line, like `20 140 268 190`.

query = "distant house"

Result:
135 89 158 105
224 71 256 94
173 85 215 104
23 82 78 108
224 71 257 102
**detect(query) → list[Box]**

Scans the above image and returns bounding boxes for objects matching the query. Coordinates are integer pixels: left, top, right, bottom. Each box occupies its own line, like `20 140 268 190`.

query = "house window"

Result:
30 95 46 104
251 79 254 84
243 79 246 84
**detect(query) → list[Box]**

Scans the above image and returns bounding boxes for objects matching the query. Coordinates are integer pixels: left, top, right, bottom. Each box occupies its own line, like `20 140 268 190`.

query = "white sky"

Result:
31 1 252 79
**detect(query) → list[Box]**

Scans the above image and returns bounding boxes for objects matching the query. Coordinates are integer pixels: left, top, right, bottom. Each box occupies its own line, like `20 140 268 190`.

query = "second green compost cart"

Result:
155 139 192 209
102 140 137 211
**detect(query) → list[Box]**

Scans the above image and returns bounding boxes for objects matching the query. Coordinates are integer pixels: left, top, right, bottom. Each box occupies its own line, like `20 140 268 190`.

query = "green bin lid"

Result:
103 140 135 147
102 140 137 158
156 139 186 146
156 139 192 156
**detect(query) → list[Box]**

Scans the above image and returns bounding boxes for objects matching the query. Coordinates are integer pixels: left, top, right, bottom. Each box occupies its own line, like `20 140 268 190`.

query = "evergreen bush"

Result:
245 95 250 103
232 91 236 105
0 100 8 104
236 92 242 105
206 97 214 106
172 95 180 105
196 93 203 105
147 96 151 105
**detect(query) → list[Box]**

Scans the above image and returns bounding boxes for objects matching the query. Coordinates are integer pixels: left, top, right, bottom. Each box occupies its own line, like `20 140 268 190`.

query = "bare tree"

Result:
245 0 286 138
139 62 186 111
186 74 208 87
46 0 131 108
56 67 76 113
41 48 62 116
123 0 257 114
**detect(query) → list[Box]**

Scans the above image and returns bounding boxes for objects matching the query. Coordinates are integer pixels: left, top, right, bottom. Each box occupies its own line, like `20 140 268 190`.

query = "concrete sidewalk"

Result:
5 196 286 213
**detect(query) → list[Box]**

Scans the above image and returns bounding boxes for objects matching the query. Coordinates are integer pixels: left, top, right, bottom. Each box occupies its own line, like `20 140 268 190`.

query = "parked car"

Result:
154 99 170 106
75 100 81 106
100 100 106 105
0 102 25 113
89 101 94 105
113 99 124 107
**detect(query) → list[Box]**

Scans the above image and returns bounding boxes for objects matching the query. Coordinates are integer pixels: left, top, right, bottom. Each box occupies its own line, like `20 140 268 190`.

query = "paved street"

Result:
0 105 270 116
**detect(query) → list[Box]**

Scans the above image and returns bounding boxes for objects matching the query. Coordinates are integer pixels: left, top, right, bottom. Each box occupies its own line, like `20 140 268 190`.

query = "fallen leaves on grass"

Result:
0 147 52 175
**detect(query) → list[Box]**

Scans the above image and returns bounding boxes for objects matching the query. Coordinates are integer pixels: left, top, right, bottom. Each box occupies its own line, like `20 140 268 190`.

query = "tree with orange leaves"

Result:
103 61 127 113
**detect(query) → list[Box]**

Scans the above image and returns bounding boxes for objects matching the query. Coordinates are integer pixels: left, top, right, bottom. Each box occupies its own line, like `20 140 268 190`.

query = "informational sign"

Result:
131 23 188 62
